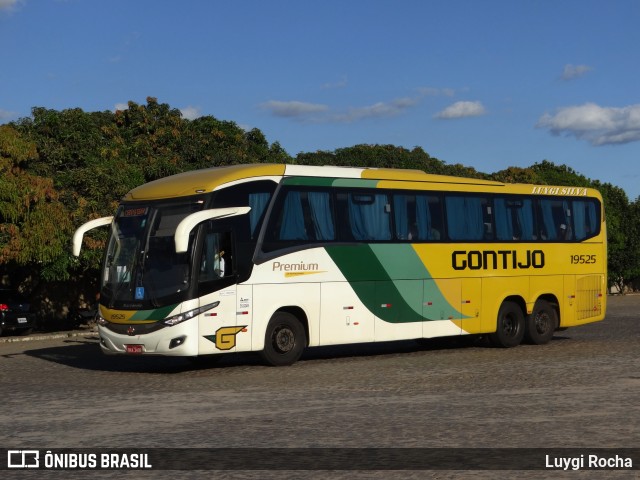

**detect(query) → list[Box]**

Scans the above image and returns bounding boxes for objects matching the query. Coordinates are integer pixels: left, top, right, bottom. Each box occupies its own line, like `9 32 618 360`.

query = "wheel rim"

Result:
534 311 550 334
272 325 295 354
502 312 520 338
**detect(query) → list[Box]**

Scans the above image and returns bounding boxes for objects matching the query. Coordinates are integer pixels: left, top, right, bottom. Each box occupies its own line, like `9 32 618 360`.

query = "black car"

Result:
0 289 37 336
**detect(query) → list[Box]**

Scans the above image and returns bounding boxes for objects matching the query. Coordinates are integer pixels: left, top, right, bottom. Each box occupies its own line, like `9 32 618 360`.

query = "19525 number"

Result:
570 254 596 264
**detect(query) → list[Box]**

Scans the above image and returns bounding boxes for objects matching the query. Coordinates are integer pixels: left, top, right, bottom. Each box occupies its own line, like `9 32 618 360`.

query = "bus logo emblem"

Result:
204 326 246 350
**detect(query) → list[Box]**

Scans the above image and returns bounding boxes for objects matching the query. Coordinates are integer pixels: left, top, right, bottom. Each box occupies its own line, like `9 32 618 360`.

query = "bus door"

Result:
196 227 249 355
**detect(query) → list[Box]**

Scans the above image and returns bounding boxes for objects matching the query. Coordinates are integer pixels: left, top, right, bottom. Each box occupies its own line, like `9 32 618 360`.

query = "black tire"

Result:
525 299 557 345
19 328 33 336
489 301 525 348
261 312 306 366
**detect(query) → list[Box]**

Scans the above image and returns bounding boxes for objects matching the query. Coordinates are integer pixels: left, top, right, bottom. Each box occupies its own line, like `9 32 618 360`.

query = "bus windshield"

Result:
101 199 205 308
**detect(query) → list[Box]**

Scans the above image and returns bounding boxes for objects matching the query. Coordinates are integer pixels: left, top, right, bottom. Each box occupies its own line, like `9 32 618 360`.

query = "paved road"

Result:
1 295 638 479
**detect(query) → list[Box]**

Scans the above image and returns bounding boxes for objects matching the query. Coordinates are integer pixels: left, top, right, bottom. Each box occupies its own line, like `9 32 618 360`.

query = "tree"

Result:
596 181 633 292
490 166 541 184
0 125 72 282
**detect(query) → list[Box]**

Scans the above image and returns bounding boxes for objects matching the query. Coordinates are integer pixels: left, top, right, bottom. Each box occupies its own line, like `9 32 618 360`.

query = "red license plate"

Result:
125 344 144 354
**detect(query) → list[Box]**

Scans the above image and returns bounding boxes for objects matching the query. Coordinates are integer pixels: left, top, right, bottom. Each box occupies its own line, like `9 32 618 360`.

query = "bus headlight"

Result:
96 313 108 326
163 302 220 327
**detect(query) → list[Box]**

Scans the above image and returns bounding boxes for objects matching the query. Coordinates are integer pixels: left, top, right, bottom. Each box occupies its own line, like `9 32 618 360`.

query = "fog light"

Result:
169 335 187 349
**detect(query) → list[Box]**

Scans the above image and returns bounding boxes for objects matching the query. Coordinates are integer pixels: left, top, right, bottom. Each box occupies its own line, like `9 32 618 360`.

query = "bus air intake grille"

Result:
104 321 166 335
576 275 603 320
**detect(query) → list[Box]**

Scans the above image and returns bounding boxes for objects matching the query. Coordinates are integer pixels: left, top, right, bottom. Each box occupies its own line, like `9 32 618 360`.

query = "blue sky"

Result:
1 0 639 200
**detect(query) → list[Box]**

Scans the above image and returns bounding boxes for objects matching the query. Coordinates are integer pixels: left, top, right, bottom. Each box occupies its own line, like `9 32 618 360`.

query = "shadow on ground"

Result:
19 334 513 374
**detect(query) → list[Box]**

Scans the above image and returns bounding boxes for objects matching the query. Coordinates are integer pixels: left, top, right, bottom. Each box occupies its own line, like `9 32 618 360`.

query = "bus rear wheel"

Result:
525 299 557 345
490 301 525 348
261 312 306 366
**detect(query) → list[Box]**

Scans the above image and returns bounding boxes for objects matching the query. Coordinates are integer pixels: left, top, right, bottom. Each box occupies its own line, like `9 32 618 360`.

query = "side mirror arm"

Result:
72 216 114 256
174 207 251 253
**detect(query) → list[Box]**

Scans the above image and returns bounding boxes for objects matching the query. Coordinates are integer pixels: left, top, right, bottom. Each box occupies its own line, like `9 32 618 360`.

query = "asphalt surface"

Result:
1 295 638 479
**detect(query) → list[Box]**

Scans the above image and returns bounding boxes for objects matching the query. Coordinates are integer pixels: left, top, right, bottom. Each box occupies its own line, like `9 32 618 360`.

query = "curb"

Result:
0 330 99 344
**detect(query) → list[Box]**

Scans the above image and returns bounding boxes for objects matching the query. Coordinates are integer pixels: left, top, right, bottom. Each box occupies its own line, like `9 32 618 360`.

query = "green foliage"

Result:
7 97 292 284
295 144 450 173
595 181 633 291
0 125 72 280
530 160 593 187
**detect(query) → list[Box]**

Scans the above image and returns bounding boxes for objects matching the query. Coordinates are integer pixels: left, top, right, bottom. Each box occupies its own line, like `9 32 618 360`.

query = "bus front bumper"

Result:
98 321 198 356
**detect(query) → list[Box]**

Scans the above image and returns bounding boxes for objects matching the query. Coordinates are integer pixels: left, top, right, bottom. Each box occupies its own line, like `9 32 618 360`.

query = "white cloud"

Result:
560 64 593 81
113 103 129 111
0 109 16 120
435 101 486 119
537 103 640 146
180 106 201 120
261 96 423 124
321 76 348 90
260 100 329 120
417 87 455 97
333 97 420 123
0 0 22 12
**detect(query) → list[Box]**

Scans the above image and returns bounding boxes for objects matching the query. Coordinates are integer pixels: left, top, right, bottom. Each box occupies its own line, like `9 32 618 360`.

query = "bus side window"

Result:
262 188 336 252
538 199 571 241
572 199 598 240
494 197 535 241
199 228 233 282
346 192 391 241
393 193 442 241
445 195 489 241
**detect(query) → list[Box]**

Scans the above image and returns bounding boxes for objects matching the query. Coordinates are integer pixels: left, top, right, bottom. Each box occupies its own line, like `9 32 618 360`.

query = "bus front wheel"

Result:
490 301 525 348
525 299 557 345
261 312 306 366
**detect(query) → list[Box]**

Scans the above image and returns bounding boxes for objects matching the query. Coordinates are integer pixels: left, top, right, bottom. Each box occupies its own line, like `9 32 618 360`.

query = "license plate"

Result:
125 344 144 354
18 317 27 324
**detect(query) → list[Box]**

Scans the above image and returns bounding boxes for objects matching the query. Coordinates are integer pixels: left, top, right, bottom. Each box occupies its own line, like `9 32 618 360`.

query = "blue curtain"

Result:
415 195 433 240
572 200 597 240
308 191 335 240
393 195 409 239
349 194 391 240
573 200 587 239
249 192 271 239
517 199 535 240
587 201 597 236
540 200 557 240
563 200 572 239
446 196 484 240
279 191 307 240
494 198 513 240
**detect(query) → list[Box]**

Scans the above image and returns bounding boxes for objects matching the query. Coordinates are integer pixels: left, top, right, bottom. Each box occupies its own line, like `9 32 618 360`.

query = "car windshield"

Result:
101 199 205 308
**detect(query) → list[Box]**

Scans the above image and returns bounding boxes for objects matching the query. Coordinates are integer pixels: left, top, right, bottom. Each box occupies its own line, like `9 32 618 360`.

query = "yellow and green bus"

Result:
73 164 606 366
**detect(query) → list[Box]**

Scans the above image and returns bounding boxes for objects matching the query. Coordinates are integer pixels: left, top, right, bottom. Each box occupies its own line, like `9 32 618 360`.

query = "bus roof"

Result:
124 164 505 201
123 163 600 201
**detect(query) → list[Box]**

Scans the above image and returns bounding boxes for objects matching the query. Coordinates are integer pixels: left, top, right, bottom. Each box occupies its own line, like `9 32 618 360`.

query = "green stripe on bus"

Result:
325 244 465 323
282 177 380 188
332 178 379 188
130 303 179 321
282 177 336 187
